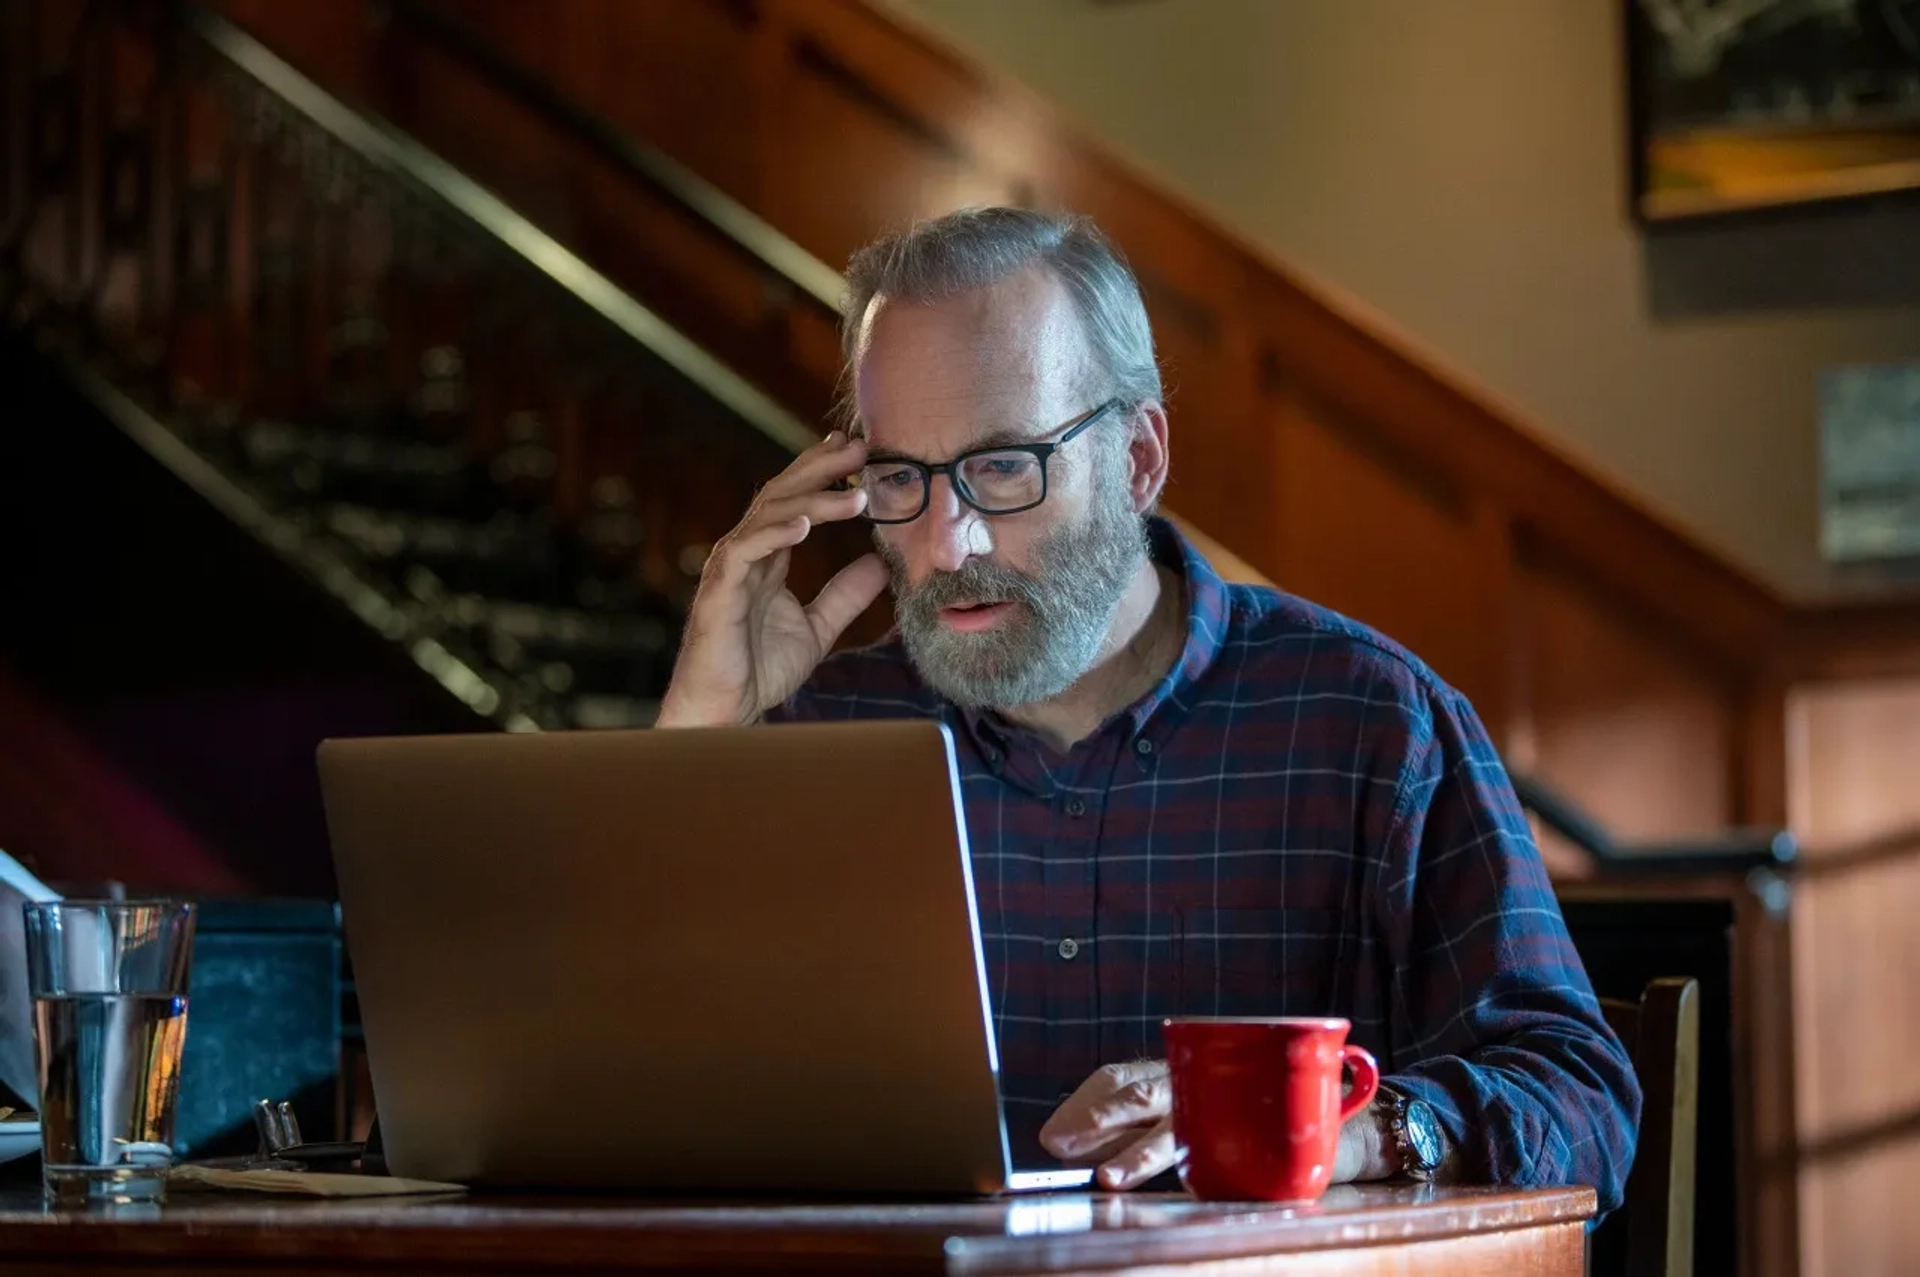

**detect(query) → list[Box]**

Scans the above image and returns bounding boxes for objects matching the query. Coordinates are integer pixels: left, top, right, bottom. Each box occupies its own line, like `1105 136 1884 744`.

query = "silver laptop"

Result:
317 719 1092 1195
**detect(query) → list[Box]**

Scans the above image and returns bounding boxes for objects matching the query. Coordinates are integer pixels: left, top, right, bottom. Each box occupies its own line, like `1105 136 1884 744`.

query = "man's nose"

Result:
919 475 991 574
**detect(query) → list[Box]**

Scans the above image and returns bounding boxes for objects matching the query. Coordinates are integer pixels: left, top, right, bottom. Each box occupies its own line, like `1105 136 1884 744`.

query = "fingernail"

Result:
1099 1166 1124 1189
824 430 844 446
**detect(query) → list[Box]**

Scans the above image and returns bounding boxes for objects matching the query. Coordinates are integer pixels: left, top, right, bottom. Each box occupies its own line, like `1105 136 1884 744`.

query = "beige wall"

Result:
885 0 1920 598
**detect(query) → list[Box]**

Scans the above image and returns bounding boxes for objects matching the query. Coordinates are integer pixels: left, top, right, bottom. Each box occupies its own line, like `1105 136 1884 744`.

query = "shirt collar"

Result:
956 514 1231 754
1124 514 1230 735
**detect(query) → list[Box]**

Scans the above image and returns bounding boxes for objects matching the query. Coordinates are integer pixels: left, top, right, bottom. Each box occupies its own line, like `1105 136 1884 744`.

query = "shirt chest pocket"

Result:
1173 905 1346 1019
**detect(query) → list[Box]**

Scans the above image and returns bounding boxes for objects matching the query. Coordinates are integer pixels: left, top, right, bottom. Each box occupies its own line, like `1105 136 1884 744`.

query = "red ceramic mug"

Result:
1163 1016 1380 1203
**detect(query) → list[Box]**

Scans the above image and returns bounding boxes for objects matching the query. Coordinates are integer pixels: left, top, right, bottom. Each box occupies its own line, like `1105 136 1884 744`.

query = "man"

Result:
657 207 1639 1209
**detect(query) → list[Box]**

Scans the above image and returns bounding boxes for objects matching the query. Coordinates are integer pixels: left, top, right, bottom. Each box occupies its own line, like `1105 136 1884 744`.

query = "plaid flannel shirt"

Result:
771 516 1639 1211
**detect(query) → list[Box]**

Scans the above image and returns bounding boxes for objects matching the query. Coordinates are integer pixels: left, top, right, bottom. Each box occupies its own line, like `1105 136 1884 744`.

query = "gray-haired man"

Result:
657 208 1637 1208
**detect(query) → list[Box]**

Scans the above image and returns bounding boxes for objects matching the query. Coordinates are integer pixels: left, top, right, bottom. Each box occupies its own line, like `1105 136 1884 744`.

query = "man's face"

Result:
852 266 1149 710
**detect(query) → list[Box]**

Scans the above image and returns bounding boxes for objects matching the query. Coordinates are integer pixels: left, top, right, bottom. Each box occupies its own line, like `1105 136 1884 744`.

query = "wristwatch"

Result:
1377 1086 1444 1182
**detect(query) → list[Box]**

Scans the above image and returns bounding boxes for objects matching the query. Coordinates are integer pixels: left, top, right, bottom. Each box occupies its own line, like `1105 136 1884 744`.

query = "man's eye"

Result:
979 457 1029 476
873 467 918 488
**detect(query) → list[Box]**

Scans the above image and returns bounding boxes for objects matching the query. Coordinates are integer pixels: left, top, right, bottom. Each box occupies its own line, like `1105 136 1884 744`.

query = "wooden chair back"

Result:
1599 976 1701 1277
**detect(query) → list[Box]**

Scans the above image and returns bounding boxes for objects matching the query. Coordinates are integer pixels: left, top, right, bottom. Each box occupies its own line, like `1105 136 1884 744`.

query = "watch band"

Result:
1377 1086 1437 1182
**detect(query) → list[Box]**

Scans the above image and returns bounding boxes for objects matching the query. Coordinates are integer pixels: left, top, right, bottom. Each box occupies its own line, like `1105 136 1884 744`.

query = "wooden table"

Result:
0 1182 1593 1274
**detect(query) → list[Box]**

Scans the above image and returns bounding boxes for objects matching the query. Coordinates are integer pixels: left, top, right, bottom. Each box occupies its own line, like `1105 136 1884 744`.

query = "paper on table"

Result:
168 1165 468 1197
0 851 58 905
0 849 58 1108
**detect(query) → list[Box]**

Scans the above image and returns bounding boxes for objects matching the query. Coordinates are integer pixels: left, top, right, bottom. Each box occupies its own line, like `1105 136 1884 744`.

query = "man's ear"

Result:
1127 400 1171 514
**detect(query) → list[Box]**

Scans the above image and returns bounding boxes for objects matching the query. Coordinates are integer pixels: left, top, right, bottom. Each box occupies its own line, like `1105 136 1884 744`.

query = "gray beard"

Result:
881 482 1149 712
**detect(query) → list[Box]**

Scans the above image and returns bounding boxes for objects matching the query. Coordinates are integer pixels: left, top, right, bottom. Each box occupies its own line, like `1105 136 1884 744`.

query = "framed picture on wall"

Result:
1820 362 1920 562
1627 0 1920 221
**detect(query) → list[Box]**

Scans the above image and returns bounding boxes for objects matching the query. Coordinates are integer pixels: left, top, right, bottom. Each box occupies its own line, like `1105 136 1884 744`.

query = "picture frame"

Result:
1627 0 1920 221
1819 361 1920 563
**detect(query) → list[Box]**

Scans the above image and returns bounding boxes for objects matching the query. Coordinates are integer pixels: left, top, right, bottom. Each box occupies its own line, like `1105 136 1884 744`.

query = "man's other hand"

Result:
1039 1061 1175 1191
1040 1059 1385 1192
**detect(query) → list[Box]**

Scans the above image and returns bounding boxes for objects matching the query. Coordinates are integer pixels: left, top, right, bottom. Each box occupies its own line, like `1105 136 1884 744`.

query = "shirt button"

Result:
1057 937 1080 961
1135 738 1154 756
1065 796 1086 817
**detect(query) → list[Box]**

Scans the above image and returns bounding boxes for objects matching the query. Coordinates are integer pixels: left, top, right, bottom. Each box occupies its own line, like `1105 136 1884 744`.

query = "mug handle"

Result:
1338 1045 1380 1123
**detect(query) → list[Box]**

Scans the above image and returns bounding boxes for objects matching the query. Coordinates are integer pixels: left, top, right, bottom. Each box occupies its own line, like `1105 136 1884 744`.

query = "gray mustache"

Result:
901 562 1044 615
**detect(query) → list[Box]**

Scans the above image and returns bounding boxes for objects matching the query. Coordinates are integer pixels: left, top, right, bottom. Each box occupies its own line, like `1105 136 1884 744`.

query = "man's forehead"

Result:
854 269 1094 452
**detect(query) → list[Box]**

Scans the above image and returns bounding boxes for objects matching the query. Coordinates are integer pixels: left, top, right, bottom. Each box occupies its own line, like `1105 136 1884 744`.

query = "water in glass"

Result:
34 993 189 1204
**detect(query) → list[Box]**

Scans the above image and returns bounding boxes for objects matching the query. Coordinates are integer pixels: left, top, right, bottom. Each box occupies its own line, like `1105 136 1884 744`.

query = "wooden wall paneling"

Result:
1738 882 1802 1277
771 0 1039 199
548 0 763 207
732 2 1014 268
1269 391 1507 721
1786 677 1920 1277
1245 281 1784 673
1164 514 1270 591
410 0 763 206
209 0 378 104
389 35 581 239
1471 501 1526 757
1788 598 1920 683
1519 544 1738 841
1733 681 1802 1277
1153 314 1261 584
1740 678 1794 830
566 159 842 418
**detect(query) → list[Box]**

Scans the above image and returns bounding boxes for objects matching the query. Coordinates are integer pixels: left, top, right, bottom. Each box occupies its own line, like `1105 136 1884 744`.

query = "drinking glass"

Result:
24 901 196 1207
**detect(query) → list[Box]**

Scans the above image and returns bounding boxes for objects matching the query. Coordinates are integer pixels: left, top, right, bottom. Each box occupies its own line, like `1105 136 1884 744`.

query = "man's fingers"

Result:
1096 1118 1179 1192
1040 1061 1171 1161
698 488 866 620
1084 1075 1172 1134
758 431 868 501
806 553 889 651
752 486 867 533
1046 1075 1170 1161
1331 1113 1366 1184
702 516 811 592
1093 1060 1171 1093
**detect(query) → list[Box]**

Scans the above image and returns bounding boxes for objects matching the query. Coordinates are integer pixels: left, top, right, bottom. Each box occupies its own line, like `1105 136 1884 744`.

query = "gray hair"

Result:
836 207 1162 434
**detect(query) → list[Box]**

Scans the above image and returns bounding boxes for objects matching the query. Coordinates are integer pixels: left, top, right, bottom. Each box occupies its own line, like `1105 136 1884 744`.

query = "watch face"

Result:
1405 1100 1443 1169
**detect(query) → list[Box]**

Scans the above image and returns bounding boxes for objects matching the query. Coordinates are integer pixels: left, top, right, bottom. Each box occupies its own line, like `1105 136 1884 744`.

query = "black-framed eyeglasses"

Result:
850 399 1123 525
